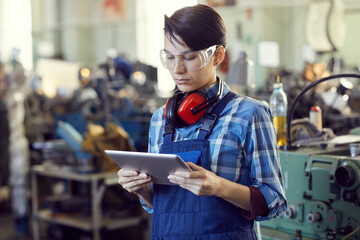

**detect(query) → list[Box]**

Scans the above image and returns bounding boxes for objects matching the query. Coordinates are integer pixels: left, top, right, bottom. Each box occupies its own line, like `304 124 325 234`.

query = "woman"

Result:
118 4 286 239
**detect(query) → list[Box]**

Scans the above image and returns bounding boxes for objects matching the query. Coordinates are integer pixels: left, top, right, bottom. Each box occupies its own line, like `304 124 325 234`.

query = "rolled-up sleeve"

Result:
244 105 287 221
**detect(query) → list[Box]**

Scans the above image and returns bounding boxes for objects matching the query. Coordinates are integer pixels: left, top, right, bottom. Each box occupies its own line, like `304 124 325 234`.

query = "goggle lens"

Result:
160 45 217 71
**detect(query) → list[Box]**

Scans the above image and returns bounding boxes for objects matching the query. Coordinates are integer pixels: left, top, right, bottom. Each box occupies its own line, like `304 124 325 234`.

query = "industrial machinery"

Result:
261 146 360 240
260 74 360 240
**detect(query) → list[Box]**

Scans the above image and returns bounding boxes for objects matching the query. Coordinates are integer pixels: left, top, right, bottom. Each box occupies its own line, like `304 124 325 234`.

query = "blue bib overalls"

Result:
152 92 256 240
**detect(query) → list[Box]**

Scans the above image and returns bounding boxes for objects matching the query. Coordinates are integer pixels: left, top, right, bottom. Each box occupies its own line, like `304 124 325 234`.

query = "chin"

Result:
176 85 196 93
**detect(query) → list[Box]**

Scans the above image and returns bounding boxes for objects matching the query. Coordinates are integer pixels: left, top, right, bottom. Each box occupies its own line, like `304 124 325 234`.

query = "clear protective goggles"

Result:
160 45 218 71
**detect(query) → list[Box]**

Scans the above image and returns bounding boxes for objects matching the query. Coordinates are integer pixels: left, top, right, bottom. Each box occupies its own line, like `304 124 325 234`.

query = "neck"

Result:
199 76 218 91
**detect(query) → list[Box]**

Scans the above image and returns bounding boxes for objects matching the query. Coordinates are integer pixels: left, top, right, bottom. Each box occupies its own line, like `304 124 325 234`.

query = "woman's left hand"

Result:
167 162 222 196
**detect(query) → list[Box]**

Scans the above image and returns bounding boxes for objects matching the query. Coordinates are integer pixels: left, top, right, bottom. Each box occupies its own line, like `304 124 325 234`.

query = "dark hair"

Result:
164 4 226 51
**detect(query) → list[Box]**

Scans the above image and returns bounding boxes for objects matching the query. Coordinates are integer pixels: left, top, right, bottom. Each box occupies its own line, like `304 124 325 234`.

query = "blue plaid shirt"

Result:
143 80 287 221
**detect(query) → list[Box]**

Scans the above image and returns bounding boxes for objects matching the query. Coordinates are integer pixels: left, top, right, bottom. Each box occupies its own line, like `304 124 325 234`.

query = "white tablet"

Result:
105 150 192 185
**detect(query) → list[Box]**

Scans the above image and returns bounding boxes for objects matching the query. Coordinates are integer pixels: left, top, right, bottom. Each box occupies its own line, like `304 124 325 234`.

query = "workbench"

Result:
31 165 145 240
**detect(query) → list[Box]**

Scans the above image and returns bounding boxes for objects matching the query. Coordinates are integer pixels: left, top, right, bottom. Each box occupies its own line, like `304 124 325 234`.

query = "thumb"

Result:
187 162 204 171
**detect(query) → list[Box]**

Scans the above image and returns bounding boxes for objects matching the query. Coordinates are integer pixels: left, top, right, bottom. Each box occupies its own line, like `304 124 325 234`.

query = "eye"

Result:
166 54 175 60
183 54 197 61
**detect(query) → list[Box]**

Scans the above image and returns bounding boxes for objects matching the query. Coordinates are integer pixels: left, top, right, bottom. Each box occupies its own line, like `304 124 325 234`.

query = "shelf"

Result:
32 165 118 184
36 209 143 231
103 216 144 231
36 209 92 230
32 164 145 240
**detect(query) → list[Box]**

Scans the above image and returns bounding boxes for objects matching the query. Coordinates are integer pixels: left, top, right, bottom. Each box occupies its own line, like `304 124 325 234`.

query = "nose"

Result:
173 57 186 73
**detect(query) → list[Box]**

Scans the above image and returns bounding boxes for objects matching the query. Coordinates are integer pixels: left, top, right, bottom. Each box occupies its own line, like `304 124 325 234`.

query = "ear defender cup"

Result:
164 90 208 128
178 91 208 125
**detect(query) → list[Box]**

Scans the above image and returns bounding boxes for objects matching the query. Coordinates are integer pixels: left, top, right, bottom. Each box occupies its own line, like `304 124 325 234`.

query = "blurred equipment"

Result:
286 74 360 148
350 144 360 158
260 74 360 240
226 51 255 94
282 66 359 136
309 106 323 131
305 0 346 52
56 121 96 173
269 76 288 147
82 122 136 173
6 54 30 236
320 78 353 114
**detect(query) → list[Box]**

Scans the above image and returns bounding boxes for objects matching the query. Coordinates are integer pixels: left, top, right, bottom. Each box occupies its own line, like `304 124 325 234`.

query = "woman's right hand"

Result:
117 169 153 194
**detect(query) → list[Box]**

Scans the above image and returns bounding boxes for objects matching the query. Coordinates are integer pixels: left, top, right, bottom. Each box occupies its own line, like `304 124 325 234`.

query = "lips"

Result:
175 79 190 84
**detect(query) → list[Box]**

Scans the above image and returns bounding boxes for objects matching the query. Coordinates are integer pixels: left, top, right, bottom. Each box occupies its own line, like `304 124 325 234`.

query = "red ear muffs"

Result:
164 78 223 128
164 91 208 128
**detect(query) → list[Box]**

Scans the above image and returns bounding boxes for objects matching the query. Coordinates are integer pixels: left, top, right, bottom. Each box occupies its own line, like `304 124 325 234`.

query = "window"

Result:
0 0 33 70
135 0 197 96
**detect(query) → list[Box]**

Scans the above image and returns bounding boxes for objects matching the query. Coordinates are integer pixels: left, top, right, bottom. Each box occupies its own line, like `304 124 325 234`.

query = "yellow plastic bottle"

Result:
269 76 288 147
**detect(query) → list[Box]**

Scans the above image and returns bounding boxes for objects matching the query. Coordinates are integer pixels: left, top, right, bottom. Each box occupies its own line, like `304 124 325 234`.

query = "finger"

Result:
168 176 186 186
168 175 202 186
123 177 152 192
168 174 187 183
186 162 205 171
178 183 201 196
172 171 191 178
189 171 207 179
118 173 150 185
118 169 139 177
128 181 153 193
128 175 152 187
139 172 148 178
118 175 141 185
173 170 205 179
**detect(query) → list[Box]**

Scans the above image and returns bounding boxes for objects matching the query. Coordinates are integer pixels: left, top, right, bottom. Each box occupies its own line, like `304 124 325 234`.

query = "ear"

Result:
213 45 225 67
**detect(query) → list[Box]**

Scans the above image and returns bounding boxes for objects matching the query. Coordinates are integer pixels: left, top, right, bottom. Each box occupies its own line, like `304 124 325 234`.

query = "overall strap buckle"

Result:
163 123 174 143
199 113 217 133
198 113 217 140
163 123 174 137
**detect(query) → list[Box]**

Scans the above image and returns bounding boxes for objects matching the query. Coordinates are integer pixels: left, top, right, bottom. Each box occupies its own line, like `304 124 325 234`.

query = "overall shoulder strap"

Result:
163 122 174 144
197 91 237 140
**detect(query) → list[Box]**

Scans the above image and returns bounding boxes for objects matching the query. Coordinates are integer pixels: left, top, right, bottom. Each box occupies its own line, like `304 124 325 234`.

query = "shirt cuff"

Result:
139 198 153 214
241 186 269 220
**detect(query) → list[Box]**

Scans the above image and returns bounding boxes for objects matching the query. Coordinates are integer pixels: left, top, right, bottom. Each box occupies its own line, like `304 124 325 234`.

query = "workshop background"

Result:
1 0 360 240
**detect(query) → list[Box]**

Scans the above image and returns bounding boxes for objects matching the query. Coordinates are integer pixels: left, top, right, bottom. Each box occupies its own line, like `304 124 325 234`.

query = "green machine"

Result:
260 146 360 240
260 74 360 240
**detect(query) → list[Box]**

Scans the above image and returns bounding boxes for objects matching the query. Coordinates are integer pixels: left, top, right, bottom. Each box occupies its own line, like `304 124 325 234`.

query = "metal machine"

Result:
261 146 360 240
260 74 360 240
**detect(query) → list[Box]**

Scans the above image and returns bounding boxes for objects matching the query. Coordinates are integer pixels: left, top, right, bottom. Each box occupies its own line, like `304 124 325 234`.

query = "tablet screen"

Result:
105 150 192 185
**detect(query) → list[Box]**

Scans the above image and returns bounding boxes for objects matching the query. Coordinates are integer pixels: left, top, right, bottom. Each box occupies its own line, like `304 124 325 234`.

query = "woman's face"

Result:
164 35 218 93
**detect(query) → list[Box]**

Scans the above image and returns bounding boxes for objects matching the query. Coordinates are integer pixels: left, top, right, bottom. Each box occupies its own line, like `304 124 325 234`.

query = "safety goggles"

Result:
160 45 218 71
